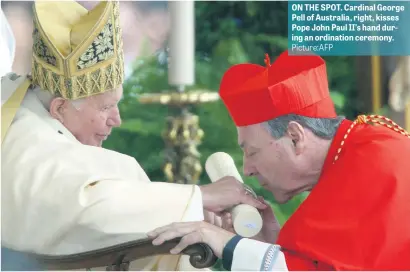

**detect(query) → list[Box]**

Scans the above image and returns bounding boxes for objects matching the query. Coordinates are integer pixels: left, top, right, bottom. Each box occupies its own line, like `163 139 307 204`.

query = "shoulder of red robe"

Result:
219 50 337 127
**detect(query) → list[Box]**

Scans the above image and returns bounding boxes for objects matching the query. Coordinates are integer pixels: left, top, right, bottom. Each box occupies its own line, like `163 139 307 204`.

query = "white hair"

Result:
262 114 345 140
33 87 86 111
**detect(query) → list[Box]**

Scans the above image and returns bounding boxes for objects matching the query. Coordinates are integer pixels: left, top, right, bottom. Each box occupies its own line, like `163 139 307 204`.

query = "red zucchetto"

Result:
219 50 337 126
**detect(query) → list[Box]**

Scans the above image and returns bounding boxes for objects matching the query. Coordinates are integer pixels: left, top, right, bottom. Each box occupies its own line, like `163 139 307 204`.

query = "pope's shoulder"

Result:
1 73 30 103
1 73 29 88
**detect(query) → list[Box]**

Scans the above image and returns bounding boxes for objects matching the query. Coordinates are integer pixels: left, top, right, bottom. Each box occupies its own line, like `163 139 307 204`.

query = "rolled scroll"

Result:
205 152 263 237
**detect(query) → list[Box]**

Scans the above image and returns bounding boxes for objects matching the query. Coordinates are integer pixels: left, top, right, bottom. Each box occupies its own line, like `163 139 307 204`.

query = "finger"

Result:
214 210 227 217
256 196 271 211
257 196 271 206
222 211 232 218
214 215 223 228
257 196 266 203
147 225 173 237
222 218 231 231
204 210 215 225
221 211 231 223
170 233 202 254
148 222 193 238
241 194 268 209
222 213 234 231
152 225 195 245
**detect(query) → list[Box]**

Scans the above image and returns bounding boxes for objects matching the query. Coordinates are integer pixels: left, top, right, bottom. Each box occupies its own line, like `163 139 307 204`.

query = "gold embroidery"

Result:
77 19 115 70
32 22 57 67
30 1 124 100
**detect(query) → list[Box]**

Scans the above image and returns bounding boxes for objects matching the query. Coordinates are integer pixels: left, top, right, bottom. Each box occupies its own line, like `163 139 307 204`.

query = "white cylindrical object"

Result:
231 204 263 238
168 1 195 86
205 152 263 237
205 152 244 183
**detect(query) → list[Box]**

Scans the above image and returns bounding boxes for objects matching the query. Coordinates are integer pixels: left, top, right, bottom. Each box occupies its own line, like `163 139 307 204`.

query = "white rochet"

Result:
205 152 263 238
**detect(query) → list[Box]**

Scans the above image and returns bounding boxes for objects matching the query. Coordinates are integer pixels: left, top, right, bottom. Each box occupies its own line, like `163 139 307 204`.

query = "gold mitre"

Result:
31 1 124 100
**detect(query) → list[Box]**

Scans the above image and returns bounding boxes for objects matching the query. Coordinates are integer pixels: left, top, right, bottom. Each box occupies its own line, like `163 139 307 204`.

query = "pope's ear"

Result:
286 121 305 155
49 97 68 123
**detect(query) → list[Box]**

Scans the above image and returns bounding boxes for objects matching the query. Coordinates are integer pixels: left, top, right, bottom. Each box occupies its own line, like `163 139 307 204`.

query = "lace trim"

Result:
260 245 281 271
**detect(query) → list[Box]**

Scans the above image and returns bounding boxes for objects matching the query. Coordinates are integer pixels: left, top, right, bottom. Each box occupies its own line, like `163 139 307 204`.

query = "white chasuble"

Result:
1 82 205 271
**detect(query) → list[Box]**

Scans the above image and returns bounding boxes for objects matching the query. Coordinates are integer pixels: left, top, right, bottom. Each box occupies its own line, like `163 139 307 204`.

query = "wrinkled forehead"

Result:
105 86 123 99
237 123 272 149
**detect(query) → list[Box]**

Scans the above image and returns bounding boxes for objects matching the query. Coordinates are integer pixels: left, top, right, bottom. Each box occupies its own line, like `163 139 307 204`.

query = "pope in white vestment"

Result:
1 2 206 270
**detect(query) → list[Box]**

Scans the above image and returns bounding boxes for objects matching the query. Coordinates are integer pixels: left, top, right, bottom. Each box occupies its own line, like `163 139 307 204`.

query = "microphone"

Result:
205 152 263 237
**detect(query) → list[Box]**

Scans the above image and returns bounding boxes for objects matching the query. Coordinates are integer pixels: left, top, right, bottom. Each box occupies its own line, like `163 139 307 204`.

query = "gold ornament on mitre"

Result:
31 0 124 100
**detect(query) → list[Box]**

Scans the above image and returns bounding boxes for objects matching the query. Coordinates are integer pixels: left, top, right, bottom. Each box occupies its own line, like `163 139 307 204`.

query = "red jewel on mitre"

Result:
218 50 337 127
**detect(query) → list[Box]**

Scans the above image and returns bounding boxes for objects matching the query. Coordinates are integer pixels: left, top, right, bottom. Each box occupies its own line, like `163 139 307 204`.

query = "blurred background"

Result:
2 1 409 269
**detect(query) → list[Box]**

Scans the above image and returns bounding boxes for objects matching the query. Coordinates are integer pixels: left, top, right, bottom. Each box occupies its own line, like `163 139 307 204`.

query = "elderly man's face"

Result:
51 87 123 147
238 123 307 203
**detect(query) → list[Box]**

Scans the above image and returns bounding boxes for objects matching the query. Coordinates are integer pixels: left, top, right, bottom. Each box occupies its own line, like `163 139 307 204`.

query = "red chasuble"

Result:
219 51 410 270
276 118 410 270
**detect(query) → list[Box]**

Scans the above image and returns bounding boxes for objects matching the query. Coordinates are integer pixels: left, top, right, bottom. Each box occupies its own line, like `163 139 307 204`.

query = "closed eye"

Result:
101 105 114 111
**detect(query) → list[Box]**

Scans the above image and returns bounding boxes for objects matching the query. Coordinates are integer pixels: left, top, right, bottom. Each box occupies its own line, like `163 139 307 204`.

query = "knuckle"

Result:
182 234 196 245
197 230 205 243
156 234 166 241
198 223 211 237
232 177 242 186
236 185 245 196
199 221 207 229
224 175 238 184
198 225 206 234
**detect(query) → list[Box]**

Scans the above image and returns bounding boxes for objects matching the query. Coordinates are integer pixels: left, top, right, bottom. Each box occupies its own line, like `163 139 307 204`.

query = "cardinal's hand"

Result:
147 221 235 258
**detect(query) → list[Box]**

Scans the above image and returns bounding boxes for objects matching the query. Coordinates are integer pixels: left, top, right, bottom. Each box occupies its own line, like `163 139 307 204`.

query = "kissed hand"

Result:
203 210 223 227
200 176 267 214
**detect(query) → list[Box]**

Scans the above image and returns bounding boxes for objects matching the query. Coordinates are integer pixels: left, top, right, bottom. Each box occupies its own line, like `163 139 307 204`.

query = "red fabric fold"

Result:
277 120 410 270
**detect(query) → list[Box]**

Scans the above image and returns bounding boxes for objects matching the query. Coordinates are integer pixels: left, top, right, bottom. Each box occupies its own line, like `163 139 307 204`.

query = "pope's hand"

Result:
199 176 267 214
203 210 223 227
147 221 235 259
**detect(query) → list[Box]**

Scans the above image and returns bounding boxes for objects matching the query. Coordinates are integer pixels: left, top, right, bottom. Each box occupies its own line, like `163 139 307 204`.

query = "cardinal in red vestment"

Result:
148 50 410 271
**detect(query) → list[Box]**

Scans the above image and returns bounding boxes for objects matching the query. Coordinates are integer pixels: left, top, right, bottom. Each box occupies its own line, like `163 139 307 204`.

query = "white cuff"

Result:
231 238 288 271
181 185 204 222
